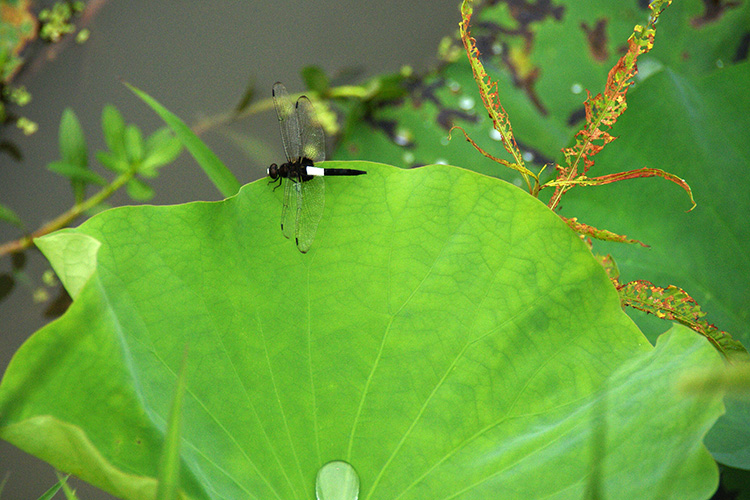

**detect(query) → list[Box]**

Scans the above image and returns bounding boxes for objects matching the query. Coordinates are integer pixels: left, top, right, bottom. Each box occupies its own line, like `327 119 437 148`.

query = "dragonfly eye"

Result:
268 163 278 179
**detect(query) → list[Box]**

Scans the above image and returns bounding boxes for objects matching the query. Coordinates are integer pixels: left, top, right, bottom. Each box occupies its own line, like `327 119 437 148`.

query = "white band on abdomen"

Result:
306 166 325 176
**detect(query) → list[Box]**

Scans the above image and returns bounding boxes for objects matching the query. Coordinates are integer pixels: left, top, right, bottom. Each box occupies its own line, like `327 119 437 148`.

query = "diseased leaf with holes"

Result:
0 163 724 500
548 0 684 211
333 1 658 181
559 62 750 468
454 0 538 193
563 216 646 247
616 280 749 363
334 0 748 185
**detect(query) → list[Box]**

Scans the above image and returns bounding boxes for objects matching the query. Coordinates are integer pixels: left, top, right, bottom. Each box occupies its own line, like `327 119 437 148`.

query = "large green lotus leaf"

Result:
0 163 724 499
558 62 750 467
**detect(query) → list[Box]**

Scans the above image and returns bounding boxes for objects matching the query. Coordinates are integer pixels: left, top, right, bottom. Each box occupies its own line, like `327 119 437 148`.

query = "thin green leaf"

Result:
155 350 188 500
57 471 80 500
123 124 144 164
0 203 22 227
47 161 107 186
302 65 330 94
95 150 130 173
126 178 154 201
36 475 67 500
101 105 126 158
125 82 240 197
233 76 256 114
140 128 183 174
59 108 88 202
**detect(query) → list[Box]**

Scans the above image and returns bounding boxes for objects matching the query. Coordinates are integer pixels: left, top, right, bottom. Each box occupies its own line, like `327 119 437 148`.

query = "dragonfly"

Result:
267 82 366 253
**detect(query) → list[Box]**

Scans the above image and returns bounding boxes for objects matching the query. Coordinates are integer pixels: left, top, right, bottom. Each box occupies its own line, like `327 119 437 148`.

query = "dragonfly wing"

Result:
296 96 326 163
280 177 295 240
295 175 325 253
272 82 302 161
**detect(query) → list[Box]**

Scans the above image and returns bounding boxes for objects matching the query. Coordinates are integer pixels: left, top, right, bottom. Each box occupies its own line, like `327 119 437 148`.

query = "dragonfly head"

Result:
267 163 279 180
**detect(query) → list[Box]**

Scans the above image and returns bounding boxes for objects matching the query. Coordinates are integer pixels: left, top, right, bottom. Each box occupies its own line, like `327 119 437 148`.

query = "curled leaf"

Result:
549 167 696 211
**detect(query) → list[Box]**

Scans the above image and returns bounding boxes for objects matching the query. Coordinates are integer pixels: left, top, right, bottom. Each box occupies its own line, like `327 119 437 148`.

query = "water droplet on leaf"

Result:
316 461 360 500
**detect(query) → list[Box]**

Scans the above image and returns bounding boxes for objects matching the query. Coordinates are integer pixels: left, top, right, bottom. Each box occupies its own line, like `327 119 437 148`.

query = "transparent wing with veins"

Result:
296 96 326 163
271 82 301 162
294 95 326 252
295 176 324 253
272 82 299 241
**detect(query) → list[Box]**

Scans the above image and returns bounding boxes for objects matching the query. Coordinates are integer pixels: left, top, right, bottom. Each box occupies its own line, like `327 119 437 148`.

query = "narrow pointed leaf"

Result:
101 105 126 158
47 161 107 186
125 82 240 197
155 352 188 500
124 124 144 164
95 150 130 173
36 476 66 500
125 178 155 201
233 76 255 114
0 203 22 227
59 108 89 202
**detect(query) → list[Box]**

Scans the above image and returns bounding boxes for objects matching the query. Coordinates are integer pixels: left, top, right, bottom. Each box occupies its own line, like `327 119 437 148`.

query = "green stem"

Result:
0 171 134 257
191 84 371 136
